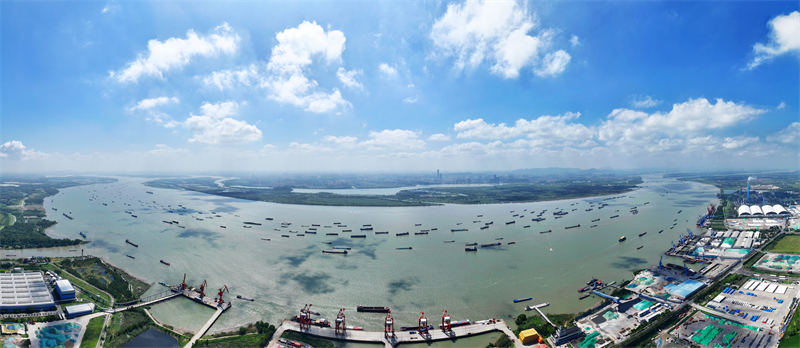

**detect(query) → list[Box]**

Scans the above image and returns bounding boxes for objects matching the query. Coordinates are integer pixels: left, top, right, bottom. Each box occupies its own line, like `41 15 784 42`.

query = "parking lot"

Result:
670 311 776 348
702 278 798 333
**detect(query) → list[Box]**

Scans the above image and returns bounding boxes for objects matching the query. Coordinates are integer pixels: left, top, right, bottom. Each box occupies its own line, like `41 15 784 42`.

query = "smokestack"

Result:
747 180 750 202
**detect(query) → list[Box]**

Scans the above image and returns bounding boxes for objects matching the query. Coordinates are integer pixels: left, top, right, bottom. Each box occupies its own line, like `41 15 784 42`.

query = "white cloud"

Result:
534 50 571 77
629 95 662 109
265 21 351 113
777 102 786 109
112 23 240 83
183 101 261 144
746 11 800 70
455 112 591 141
198 100 240 119
570 35 580 47
101 4 110 13
722 136 759 149
407 84 415 88
430 0 568 78
148 144 190 157
428 133 451 141
323 135 358 148
203 65 259 91
638 98 766 133
129 96 179 111
0 141 48 161
403 95 419 104
336 67 363 89
359 129 425 150
378 63 397 78
767 122 800 143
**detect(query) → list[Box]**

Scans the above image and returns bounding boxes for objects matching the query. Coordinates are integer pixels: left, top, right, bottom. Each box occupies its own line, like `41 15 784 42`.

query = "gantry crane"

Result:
335 308 346 335
217 285 229 305
299 304 313 330
441 310 451 331
384 310 394 338
198 280 207 298
419 312 428 333
181 273 187 291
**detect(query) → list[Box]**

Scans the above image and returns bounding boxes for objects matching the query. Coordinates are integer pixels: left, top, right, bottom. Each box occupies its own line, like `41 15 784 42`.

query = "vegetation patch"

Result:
779 301 800 348
80 316 105 348
764 234 800 254
279 331 335 348
59 257 149 303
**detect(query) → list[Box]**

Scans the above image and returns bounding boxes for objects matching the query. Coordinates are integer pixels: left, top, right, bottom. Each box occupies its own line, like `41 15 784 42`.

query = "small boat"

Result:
539 230 552 233
414 231 428 235
237 295 255 301
126 255 135 259
579 294 590 300
261 238 271 241
444 240 455 243
590 225 597 228
658 230 664 233
638 232 647 237
513 297 532 303
342 229 352 232
281 235 290 237
322 242 332 244
131 215 137 218
495 237 503 240
265 218 273 220
619 236 626 242
465 247 477 251
637 246 643 249
396 247 413 250
220 226 226 228
333 246 351 250
523 225 531 228
126 239 139 247
351 235 367 238
508 242 516 245
375 231 389 234
415 223 422 226
323 249 347 254
80 232 87 239
326 233 338 236
477 215 483 217
357 305 390 313
159 282 168 286
396 232 409 236
465 242 477 246
160 260 170 266
431 228 438 231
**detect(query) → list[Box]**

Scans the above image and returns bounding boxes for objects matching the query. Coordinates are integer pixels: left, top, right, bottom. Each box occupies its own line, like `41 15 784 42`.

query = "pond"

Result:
120 328 178 348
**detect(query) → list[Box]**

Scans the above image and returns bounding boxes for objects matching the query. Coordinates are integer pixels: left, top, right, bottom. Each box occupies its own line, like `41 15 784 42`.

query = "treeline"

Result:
0 176 116 206
60 258 138 302
0 209 82 249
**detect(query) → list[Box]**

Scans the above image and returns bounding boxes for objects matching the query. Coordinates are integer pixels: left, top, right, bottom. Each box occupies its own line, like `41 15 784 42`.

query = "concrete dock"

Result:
267 318 524 348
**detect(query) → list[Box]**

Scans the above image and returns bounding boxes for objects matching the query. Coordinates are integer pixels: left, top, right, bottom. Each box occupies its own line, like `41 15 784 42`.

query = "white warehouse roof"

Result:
773 205 789 215
762 205 776 215
738 205 751 216
749 205 764 216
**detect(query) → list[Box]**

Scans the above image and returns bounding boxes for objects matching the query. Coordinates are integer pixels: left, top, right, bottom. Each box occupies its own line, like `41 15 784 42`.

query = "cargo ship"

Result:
415 223 422 226
579 294 590 300
444 240 455 243
523 225 530 228
281 235 289 237
565 224 580 229
465 247 477 251
638 232 647 237
485 221 494 225
505 221 515 225
261 238 271 241
63 213 73 220
363 224 372 227
236 295 254 301
126 239 139 247
532 218 545 222
357 306 390 313
160 260 170 266
508 242 516 245
126 255 135 259
131 215 137 218
466 242 477 246
360 227 374 231
396 232 409 236
414 231 428 235
306 231 317 234
610 215 619 218
637 246 643 249
323 249 347 254
80 232 87 239
244 222 262 225
619 236 626 242
658 230 664 233
333 246 351 250
146 191 154 194
539 230 552 233
480 225 489 230
265 218 273 220
396 247 412 250
431 228 438 231
513 297 532 303
477 215 483 217
481 242 502 247
351 235 366 238
312 224 320 227
220 226 226 228
375 231 389 234
326 233 338 236
590 225 597 228
451 228 468 232
592 219 600 222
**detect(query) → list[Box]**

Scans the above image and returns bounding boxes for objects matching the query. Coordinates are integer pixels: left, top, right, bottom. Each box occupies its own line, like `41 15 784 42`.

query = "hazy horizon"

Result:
2 1 798 173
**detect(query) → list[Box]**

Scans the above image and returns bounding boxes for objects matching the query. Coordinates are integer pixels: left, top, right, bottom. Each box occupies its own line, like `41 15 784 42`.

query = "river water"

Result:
28 174 716 344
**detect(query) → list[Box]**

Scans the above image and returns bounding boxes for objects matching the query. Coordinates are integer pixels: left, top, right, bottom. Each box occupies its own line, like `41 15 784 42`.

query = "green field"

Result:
59 257 150 303
42 264 113 302
80 316 105 348
779 301 800 348
765 235 800 254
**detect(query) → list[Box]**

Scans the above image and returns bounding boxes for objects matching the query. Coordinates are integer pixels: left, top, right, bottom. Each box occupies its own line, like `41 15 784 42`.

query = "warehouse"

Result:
54 279 75 300
0 271 56 312
64 303 94 318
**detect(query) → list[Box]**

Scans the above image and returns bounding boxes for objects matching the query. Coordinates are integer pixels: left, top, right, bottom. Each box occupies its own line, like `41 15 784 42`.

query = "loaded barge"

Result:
126 239 139 247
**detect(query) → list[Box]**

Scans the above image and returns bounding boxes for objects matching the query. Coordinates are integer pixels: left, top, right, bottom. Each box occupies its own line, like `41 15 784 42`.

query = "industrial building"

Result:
737 204 790 217
519 328 542 345
64 303 94 318
54 279 75 300
0 271 56 312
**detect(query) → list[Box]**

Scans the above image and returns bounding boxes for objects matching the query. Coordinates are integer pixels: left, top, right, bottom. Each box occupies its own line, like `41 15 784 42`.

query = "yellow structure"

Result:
519 328 542 345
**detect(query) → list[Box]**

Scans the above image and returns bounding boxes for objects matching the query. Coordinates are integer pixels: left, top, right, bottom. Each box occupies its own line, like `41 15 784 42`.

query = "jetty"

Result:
267 318 522 348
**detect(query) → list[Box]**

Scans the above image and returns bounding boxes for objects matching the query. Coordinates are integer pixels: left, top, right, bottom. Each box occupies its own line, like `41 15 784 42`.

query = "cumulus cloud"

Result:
722 136 759 149
111 23 240 83
403 95 419 104
336 67 363 89
149 144 190 157
428 133 451 141
777 102 786 109
455 112 591 141
359 129 425 150
129 97 179 111
0 141 48 161
265 21 351 113
378 63 397 78
323 135 358 148
746 11 800 70
203 65 260 91
183 101 261 144
534 50 571 77
430 0 569 78
767 122 800 143
629 95 662 109
570 35 580 47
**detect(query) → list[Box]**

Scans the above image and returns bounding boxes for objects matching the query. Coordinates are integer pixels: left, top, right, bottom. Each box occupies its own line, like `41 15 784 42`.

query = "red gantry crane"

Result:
441 310 452 331
384 309 394 338
217 285 229 305
335 308 346 335
419 312 429 334
181 273 187 291
299 304 313 330
198 280 207 298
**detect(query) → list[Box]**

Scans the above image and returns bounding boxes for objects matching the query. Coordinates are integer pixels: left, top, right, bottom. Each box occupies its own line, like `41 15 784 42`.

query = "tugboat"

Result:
237 295 255 301
160 260 170 266
639 232 647 237
465 247 478 251
637 246 644 249
126 255 135 259
619 236 627 242
79 232 87 239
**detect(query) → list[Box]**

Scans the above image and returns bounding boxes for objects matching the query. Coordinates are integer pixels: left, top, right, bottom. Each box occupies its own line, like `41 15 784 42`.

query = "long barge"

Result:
481 242 501 247
160 260 170 266
451 228 468 232
323 249 347 254
244 222 262 225
565 224 580 229
126 239 139 247
357 306 390 313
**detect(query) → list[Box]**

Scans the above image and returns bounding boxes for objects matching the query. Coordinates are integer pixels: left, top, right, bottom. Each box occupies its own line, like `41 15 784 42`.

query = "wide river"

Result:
28 174 716 346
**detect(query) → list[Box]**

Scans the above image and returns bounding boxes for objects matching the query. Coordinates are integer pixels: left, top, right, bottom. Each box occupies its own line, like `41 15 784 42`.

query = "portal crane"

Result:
384 310 394 338
441 310 452 331
419 312 429 333
181 273 187 291
335 308 346 335
217 285 229 305
199 280 207 298
299 304 313 330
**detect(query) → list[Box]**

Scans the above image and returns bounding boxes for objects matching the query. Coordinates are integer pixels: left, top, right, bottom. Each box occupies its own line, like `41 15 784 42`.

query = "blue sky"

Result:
1 1 798 173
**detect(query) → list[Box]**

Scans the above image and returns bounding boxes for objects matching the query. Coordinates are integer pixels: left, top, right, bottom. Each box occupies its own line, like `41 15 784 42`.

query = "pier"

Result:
268 318 523 348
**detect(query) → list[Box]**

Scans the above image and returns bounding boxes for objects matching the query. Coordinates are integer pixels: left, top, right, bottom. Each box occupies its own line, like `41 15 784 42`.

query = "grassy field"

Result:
279 331 335 348
42 264 113 302
59 257 149 303
80 316 105 348
194 334 273 348
765 235 800 254
779 302 800 348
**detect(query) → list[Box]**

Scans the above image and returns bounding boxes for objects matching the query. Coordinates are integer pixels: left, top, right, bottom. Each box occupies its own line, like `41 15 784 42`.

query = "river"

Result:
26 174 716 346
